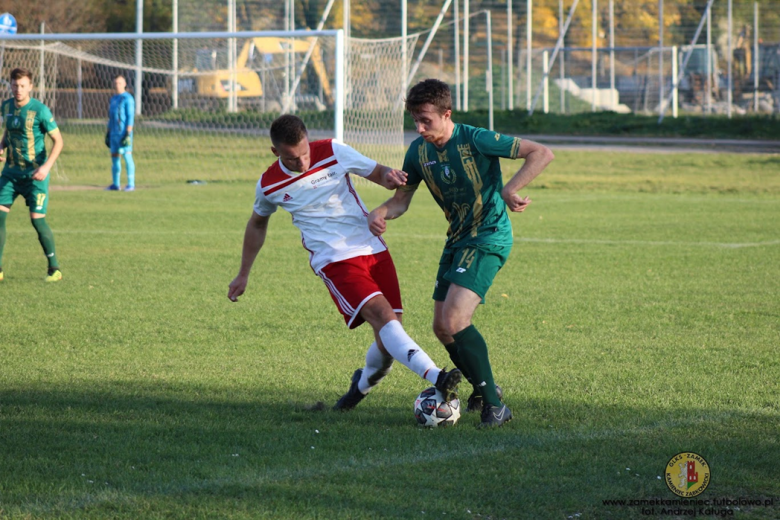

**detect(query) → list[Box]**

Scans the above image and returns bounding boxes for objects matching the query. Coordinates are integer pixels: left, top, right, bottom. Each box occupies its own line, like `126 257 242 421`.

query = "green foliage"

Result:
406 109 780 140
155 108 336 131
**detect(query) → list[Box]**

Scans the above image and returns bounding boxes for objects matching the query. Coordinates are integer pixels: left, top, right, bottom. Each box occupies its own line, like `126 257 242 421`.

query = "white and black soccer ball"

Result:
413 386 461 427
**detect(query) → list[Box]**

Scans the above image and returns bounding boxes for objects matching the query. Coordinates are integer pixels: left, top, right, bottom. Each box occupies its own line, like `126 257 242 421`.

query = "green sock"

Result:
452 325 501 407
0 210 6 268
31 217 58 269
444 341 474 386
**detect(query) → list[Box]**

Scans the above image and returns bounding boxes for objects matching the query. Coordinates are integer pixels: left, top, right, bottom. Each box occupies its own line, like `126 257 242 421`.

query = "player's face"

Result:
411 104 453 147
10 77 33 105
272 138 311 173
114 76 127 94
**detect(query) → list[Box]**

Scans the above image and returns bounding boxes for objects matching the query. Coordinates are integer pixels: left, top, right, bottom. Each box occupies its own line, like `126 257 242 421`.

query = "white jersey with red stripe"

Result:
254 139 387 273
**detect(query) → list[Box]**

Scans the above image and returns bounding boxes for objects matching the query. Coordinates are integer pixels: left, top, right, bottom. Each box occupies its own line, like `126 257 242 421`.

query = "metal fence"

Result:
8 0 780 118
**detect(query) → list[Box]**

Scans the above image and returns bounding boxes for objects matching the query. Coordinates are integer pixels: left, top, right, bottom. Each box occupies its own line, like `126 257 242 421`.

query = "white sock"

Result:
358 341 394 394
378 320 441 384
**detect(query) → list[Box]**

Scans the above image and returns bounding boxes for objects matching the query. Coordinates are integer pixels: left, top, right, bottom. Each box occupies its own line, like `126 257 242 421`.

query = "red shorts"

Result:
318 250 403 329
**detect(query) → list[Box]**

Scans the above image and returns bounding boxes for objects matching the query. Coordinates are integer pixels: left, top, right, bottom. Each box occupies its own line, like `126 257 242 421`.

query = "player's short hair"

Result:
114 74 126 81
270 114 308 147
10 68 33 83
405 78 452 115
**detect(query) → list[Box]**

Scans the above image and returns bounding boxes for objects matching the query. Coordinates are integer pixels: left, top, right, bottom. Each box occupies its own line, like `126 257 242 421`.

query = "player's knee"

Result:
432 319 451 342
361 296 397 331
434 314 470 339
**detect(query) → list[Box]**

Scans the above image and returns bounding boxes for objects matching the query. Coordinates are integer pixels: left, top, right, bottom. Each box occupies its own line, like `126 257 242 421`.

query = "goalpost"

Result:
0 30 410 184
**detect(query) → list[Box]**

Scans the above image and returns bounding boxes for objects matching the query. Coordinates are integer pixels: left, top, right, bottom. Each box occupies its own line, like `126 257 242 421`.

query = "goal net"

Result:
0 30 412 185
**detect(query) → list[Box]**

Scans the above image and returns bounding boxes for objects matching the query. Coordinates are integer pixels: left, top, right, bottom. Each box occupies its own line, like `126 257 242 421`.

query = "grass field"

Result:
0 141 778 519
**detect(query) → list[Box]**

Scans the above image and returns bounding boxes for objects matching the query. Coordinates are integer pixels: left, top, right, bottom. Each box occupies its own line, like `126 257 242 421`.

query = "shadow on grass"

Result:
1 384 778 519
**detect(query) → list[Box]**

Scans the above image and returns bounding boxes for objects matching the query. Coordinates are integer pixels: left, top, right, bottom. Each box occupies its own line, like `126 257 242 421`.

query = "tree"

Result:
0 0 106 33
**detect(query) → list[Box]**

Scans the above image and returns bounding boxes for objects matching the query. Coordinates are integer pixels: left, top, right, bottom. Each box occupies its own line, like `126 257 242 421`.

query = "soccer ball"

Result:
413 386 461 427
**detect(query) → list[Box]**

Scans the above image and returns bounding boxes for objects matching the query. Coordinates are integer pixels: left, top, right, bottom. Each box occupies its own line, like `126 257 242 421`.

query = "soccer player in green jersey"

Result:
368 79 554 428
0 68 64 282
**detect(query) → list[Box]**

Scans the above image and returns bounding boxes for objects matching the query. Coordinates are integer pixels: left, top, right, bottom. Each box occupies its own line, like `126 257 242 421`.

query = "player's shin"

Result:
31 217 58 268
111 156 121 187
0 210 7 267
123 152 135 188
452 325 501 407
378 320 441 384
444 341 474 385
358 341 394 394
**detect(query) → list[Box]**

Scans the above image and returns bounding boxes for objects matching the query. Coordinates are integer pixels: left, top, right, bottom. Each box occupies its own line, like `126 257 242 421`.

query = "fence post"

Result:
754 1 759 113
39 23 45 103
507 0 513 110
543 49 549 113
135 0 142 116
559 0 565 113
172 0 178 110
706 6 712 114
487 10 493 130
592 0 597 112
609 0 615 111
464 0 470 111
659 0 664 116
527 0 532 109
672 45 678 118
727 0 732 118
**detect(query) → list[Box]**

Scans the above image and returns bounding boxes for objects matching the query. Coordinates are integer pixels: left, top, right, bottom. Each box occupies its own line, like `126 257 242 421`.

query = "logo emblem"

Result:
9 116 21 129
492 406 506 421
282 193 292 202
407 349 418 362
439 164 456 185
665 452 711 497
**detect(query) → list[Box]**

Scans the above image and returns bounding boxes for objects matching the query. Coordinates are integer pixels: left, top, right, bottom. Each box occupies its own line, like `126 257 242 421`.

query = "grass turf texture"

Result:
0 143 778 519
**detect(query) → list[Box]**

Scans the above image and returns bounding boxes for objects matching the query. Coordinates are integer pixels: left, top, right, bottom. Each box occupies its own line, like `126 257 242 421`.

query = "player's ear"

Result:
271 146 279 158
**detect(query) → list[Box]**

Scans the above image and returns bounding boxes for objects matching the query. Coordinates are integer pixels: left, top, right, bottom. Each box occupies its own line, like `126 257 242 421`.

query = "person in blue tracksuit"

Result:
105 75 136 191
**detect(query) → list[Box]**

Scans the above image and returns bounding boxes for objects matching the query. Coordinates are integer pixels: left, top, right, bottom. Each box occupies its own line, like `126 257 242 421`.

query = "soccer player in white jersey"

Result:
228 114 461 410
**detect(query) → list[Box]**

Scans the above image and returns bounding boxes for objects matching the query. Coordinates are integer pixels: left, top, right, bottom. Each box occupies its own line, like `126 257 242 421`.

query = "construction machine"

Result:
186 36 333 107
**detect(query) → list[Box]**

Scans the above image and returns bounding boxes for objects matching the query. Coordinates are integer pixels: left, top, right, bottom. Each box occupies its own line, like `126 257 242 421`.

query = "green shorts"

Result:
432 243 512 303
0 171 50 214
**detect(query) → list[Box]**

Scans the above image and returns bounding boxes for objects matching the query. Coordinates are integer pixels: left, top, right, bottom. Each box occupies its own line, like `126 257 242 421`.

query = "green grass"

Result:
0 144 778 519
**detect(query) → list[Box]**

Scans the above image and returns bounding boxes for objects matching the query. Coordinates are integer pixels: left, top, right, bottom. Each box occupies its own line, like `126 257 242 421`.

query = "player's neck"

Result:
14 97 31 108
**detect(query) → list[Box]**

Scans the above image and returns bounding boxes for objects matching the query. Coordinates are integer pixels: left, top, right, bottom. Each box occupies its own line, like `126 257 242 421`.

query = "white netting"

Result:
344 35 418 171
0 32 411 184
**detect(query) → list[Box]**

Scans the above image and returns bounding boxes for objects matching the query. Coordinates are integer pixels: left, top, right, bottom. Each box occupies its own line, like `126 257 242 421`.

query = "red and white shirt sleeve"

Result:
253 139 387 274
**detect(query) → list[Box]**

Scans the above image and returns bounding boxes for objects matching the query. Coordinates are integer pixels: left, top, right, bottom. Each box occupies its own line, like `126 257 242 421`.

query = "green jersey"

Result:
402 123 522 249
1 97 59 177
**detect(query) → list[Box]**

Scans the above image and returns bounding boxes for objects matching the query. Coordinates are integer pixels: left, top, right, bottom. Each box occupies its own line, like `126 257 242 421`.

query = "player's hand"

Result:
104 133 110 148
121 134 131 147
502 192 532 213
367 209 387 236
0 148 5 162
382 168 408 190
228 275 248 302
31 165 50 181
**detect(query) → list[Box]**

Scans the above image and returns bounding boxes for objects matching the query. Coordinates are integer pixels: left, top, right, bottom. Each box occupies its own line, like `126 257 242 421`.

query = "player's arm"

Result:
123 96 135 142
228 211 271 302
32 128 64 181
501 139 554 213
365 163 408 190
0 130 7 162
367 187 417 236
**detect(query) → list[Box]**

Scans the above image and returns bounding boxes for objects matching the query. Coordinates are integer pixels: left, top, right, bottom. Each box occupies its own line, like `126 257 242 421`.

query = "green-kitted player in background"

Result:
0 67 64 282
369 78 554 428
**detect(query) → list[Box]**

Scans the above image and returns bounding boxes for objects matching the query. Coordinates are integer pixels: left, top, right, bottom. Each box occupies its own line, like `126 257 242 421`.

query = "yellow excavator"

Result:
190 36 332 105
